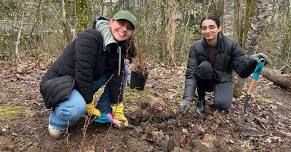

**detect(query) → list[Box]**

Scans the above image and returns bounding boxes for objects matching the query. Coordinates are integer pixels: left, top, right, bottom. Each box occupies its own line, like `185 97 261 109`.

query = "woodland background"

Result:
0 0 290 68
1 0 290 95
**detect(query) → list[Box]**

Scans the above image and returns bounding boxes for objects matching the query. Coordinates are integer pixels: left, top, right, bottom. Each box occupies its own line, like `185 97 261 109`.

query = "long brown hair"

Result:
126 36 137 63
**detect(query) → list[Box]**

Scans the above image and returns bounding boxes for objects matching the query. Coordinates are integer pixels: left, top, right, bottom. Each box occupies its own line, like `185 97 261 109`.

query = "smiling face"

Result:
109 19 133 42
201 19 221 41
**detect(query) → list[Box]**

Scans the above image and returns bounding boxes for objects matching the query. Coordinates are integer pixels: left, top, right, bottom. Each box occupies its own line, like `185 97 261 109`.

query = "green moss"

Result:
0 105 25 120
125 88 156 100
130 88 156 95
257 96 277 105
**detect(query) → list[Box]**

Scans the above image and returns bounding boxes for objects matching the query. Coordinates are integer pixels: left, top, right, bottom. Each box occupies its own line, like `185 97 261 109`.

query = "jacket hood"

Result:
94 16 117 47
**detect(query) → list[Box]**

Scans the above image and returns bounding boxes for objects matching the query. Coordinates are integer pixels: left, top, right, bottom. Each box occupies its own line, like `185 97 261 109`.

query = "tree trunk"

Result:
30 0 42 37
223 0 234 39
234 0 246 44
164 0 178 66
202 0 208 16
15 11 24 62
61 0 72 42
228 0 245 97
242 0 257 45
244 0 270 54
180 0 192 66
235 0 270 97
76 0 90 33
262 68 291 90
157 0 166 62
100 0 105 16
72 0 77 39
123 0 130 9
273 0 282 51
216 0 224 17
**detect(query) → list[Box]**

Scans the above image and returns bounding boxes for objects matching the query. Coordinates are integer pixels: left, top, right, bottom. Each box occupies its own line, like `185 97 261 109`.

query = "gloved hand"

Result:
111 103 128 128
179 97 193 113
94 113 113 123
249 53 269 65
86 102 101 117
94 113 123 128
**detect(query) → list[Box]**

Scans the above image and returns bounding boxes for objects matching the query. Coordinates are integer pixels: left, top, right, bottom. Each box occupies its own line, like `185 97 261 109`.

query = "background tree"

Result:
223 0 234 39
76 0 90 33
61 0 73 42
164 0 179 66
0 0 290 81
244 0 270 54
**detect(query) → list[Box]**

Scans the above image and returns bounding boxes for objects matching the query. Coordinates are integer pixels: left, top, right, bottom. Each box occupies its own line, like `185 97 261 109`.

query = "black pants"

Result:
196 61 233 110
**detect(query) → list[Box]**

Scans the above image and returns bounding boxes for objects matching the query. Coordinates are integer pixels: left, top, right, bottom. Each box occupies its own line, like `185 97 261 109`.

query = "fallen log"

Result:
262 67 291 90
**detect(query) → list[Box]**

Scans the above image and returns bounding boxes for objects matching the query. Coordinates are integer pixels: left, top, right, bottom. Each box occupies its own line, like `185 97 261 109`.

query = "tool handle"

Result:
252 58 265 80
246 58 265 95
247 80 257 94
244 58 265 114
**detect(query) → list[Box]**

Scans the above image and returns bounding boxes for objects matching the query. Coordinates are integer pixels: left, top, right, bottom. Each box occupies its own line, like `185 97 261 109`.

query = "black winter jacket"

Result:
40 28 126 109
183 33 257 98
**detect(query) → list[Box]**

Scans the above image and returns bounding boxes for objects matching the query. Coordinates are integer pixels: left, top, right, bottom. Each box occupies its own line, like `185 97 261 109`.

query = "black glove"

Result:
249 53 269 65
179 96 194 113
180 99 191 112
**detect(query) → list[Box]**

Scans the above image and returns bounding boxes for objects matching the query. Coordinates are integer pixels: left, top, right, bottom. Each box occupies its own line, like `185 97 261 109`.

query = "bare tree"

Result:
14 1 25 62
29 0 42 37
244 0 270 53
233 0 270 96
72 0 77 39
61 0 72 42
223 0 234 39
164 0 179 65
76 0 90 33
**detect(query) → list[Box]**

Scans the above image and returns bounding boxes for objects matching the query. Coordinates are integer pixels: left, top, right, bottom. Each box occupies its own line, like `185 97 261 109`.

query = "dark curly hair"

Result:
200 15 220 28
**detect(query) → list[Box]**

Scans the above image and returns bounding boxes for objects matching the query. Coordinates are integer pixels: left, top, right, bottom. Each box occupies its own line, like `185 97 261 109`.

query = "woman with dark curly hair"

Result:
180 15 268 116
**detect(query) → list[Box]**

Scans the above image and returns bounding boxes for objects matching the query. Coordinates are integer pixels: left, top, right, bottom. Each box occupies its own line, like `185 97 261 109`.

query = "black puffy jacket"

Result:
40 28 126 109
183 33 257 98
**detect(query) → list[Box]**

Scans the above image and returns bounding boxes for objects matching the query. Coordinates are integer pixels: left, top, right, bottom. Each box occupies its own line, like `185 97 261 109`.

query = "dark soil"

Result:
0 59 290 152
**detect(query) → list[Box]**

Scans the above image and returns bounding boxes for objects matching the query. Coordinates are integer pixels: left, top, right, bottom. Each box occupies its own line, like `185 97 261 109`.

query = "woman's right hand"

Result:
179 97 193 113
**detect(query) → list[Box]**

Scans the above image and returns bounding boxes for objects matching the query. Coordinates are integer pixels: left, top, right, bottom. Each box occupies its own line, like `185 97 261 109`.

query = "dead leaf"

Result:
179 134 187 147
201 134 216 149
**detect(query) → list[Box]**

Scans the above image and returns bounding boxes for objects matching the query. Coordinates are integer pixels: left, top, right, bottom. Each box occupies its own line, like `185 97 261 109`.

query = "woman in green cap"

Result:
40 10 137 138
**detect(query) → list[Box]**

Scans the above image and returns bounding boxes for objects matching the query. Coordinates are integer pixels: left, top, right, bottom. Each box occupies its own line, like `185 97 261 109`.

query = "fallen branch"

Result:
240 132 268 138
275 128 291 137
262 68 291 90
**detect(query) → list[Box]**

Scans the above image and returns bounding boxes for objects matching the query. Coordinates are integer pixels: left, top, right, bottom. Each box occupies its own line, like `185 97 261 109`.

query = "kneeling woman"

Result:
40 10 137 138
180 15 268 115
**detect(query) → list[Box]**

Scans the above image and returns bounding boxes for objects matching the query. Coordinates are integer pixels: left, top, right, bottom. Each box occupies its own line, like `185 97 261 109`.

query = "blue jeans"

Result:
49 66 129 130
96 66 129 114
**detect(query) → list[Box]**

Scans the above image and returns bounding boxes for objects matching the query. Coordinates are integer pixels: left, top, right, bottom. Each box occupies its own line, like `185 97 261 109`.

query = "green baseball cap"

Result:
113 10 136 30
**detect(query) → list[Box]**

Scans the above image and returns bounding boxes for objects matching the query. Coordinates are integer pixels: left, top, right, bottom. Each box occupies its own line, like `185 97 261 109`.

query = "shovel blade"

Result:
243 94 251 114
127 123 136 129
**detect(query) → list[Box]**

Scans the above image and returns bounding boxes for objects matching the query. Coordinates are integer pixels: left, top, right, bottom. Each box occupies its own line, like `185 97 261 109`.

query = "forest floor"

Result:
0 57 291 152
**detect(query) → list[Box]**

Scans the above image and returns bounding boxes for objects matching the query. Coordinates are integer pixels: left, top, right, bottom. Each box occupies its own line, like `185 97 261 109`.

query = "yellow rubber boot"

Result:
111 103 128 126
